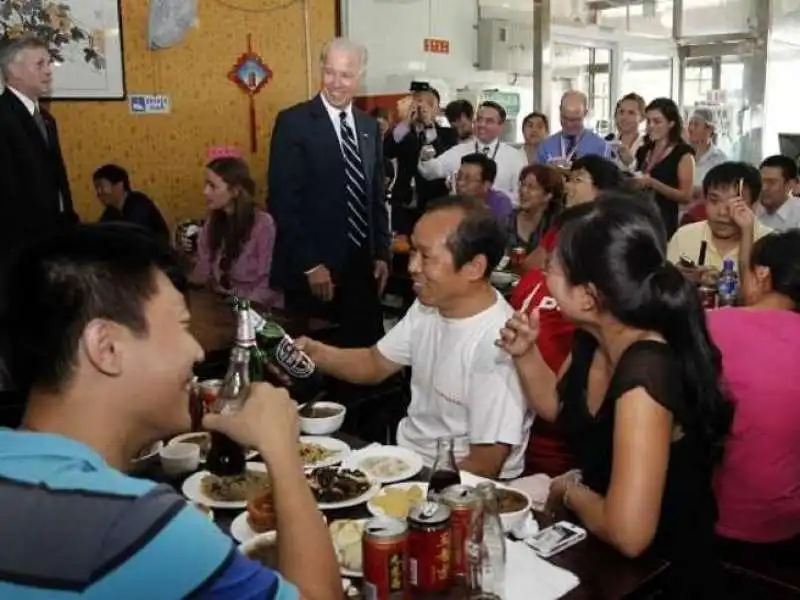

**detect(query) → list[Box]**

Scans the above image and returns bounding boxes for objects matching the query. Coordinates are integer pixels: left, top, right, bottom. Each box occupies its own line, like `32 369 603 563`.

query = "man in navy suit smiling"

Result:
268 38 391 348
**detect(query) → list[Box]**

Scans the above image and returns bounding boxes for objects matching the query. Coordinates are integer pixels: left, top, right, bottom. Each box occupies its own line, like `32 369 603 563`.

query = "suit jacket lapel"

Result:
2 91 50 152
354 110 374 183
309 94 344 170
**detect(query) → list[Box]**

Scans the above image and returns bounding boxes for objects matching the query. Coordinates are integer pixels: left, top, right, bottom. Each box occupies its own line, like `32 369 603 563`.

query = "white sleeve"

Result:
508 148 527 204
418 144 460 181
466 336 527 447
375 301 421 366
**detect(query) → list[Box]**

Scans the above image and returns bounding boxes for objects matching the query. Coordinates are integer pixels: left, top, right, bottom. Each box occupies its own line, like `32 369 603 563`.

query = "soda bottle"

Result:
717 258 738 307
428 438 461 499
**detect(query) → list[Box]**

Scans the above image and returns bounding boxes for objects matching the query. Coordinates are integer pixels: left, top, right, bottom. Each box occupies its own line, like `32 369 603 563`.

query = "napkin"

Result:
505 539 580 600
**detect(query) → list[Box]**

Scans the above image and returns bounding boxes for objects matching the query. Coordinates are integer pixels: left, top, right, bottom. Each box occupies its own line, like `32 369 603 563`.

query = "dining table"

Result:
146 431 668 600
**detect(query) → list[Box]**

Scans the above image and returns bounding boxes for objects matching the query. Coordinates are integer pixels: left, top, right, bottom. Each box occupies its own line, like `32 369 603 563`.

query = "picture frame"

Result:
0 0 126 100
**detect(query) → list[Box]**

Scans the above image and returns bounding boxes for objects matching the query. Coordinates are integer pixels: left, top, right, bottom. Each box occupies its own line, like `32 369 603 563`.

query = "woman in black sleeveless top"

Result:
499 194 732 596
635 98 695 238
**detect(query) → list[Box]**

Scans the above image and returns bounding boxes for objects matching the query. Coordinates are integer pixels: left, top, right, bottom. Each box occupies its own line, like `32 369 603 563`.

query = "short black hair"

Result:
1 223 185 392
703 161 762 204
444 99 474 122
93 163 131 192
460 153 498 184
478 101 507 123
760 155 798 181
424 196 506 279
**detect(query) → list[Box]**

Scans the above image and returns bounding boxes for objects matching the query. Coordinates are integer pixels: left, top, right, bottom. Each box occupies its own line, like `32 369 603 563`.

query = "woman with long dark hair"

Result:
635 97 695 237
499 194 731 593
190 157 282 307
506 164 563 266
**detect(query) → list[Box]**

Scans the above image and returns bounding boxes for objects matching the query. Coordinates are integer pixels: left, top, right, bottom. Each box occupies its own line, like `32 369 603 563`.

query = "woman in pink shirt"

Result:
190 157 282 307
709 229 800 549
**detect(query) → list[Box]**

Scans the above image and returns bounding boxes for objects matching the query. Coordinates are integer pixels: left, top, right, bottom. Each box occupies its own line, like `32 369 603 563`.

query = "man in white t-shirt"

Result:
297 197 530 479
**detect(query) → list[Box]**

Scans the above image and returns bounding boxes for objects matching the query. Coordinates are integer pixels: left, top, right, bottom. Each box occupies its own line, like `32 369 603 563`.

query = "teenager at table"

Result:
0 224 340 600
710 229 800 560
189 157 282 308
297 197 530 479
499 195 731 595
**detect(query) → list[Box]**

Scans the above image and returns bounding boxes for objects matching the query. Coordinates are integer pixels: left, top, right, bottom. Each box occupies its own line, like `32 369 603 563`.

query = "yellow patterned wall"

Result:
50 0 336 225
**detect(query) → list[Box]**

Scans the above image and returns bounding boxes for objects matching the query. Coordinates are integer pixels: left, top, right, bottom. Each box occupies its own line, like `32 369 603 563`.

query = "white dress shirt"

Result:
319 92 356 148
755 195 800 232
418 138 528 204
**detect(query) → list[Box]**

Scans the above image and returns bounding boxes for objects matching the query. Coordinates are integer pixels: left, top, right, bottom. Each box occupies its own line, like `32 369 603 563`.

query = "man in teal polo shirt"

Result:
0 224 341 600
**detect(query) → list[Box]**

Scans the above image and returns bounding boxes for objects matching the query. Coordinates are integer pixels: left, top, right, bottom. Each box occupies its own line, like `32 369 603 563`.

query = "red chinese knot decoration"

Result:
229 34 273 153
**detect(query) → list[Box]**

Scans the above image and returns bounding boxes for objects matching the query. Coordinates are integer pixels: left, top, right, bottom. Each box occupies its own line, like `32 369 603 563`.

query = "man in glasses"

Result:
536 91 610 168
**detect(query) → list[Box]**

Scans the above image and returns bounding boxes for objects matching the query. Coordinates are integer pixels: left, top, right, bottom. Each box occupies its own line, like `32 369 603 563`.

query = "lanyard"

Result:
475 140 500 161
559 130 585 162
644 142 672 174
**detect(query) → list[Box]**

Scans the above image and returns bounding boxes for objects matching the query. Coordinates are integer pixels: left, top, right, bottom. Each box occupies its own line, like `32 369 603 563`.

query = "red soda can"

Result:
362 516 409 600
699 286 717 310
408 502 453 592
441 485 481 579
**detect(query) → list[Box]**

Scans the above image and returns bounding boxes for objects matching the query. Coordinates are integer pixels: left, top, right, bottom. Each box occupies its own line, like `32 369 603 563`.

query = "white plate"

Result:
366 481 429 518
343 445 423 484
310 469 382 510
168 432 258 462
299 436 351 469
181 462 267 510
230 510 261 543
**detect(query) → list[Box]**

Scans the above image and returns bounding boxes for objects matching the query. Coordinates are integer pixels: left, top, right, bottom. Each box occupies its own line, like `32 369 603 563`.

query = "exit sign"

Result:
424 38 450 54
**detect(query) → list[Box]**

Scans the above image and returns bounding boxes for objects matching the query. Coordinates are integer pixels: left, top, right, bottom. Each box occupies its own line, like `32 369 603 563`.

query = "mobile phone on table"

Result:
525 521 587 558
679 255 696 268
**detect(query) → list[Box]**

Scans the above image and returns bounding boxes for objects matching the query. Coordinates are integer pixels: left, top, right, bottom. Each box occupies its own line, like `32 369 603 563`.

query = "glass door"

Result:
551 42 612 135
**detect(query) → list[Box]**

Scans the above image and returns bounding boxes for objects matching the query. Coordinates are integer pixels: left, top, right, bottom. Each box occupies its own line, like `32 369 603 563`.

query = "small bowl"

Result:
130 441 163 473
298 401 346 435
497 487 533 533
490 270 519 287
159 442 201 476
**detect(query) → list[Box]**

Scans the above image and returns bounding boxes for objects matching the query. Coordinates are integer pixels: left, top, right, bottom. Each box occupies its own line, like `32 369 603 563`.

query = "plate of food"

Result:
329 519 366 577
299 436 350 469
182 462 269 510
344 445 423 484
306 466 381 510
168 432 258 462
366 481 428 519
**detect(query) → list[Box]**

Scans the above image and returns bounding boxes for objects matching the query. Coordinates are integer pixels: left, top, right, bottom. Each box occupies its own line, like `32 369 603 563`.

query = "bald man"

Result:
536 91 609 167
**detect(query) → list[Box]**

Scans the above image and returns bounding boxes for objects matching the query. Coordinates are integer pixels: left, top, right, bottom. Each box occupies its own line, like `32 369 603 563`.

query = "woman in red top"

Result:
510 269 575 476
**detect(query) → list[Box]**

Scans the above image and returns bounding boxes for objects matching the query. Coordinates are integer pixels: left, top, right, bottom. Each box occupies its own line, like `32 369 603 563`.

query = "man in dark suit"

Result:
0 34 77 290
384 83 457 234
0 34 77 426
268 37 391 349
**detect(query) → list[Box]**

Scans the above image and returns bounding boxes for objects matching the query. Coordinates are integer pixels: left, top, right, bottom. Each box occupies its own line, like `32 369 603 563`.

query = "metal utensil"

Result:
298 390 328 418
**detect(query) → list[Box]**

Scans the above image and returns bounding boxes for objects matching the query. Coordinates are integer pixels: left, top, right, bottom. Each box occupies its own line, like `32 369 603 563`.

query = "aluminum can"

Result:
362 516 409 600
408 501 452 592
441 484 481 579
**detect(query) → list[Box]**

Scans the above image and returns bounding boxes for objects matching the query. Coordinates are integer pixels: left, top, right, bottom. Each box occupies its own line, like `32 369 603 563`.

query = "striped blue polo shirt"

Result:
0 429 298 600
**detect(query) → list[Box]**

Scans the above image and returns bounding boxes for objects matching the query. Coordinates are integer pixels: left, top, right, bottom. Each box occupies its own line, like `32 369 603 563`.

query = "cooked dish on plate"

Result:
358 456 410 479
371 484 424 518
299 442 338 465
306 467 371 504
247 489 276 533
496 488 529 513
329 520 365 573
200 470 270 503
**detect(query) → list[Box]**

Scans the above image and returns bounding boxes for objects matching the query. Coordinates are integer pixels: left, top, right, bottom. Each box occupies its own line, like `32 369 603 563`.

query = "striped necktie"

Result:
339 111 369 248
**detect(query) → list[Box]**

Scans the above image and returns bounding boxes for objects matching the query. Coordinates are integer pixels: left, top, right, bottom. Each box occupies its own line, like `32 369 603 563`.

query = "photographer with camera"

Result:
385 82 458 227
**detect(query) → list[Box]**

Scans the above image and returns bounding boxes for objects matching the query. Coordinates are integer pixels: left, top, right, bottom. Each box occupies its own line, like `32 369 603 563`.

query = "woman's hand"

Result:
545 469 582 516
497 309 540 357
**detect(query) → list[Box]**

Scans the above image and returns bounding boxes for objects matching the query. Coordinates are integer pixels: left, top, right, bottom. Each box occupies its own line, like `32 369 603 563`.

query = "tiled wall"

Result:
50 0 336 225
